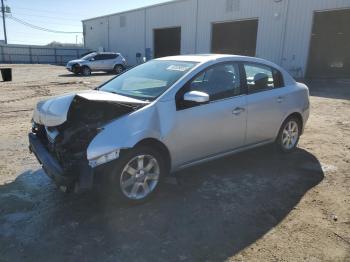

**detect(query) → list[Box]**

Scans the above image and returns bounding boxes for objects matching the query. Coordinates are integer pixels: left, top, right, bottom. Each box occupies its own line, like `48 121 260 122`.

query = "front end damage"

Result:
29 91 147 192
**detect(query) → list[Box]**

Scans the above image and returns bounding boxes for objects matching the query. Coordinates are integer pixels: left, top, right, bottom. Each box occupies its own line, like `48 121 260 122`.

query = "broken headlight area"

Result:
89 150 120 168
31 96 144 177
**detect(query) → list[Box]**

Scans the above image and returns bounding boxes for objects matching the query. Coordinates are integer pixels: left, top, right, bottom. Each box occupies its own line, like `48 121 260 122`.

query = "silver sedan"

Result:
29 54 310 204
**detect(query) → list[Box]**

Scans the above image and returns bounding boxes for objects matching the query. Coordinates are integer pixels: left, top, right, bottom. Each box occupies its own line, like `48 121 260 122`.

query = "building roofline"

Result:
81 0 188 22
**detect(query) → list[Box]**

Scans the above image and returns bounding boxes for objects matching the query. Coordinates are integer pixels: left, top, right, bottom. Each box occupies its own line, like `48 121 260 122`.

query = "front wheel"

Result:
276 117 301 153
109 146 165 204
72 64 80 75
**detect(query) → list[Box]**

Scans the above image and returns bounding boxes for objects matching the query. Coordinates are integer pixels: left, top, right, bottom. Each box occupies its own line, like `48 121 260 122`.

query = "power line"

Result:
10 11 82 22
12 6 89 16
6 14 83 34
8 15 82 27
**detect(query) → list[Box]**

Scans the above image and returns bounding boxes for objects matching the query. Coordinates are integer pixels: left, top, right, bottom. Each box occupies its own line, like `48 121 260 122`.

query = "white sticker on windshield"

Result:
166 65 191 72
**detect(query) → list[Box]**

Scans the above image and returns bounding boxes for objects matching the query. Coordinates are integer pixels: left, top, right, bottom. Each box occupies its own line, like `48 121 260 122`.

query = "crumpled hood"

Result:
33 90 148 127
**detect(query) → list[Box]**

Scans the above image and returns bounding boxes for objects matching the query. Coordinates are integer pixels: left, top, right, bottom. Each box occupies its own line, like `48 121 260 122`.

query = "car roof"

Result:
156 54 296 87
156 54 235 63
157 54 292 73
96 52 120 55
156 54 274 64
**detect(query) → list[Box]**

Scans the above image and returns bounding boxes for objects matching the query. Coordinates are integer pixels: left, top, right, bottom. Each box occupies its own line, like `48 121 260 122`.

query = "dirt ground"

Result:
0 64 349 262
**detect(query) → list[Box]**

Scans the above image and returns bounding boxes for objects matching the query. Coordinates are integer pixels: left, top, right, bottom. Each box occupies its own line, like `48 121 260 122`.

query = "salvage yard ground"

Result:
0 64 349 262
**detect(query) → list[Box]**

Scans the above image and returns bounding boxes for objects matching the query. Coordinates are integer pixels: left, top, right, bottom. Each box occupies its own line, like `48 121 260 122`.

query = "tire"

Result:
114 64 124 75
72 64 80 75
81 66 91 76
109 146 165 204
276 116 302 153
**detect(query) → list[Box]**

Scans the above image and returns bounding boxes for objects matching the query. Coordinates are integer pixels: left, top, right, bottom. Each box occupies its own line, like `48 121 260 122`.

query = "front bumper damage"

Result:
29 133 94 192
29 91 148 192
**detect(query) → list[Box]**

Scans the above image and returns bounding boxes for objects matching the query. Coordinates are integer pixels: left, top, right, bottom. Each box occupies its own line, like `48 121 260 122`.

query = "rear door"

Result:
244 63 287 145
103 54 118 71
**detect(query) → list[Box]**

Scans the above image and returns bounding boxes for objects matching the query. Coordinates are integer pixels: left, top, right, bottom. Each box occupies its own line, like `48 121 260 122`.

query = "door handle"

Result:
232 107 245 115
277 96 285 103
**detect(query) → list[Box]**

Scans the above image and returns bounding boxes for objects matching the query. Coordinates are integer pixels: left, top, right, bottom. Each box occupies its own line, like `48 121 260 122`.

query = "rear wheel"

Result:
82 66 91 76
110 146 165 204
114 64 124 75
277 116 301 153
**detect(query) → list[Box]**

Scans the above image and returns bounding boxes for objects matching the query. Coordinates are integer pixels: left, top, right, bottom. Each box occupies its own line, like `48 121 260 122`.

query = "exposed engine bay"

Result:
32 95 145 177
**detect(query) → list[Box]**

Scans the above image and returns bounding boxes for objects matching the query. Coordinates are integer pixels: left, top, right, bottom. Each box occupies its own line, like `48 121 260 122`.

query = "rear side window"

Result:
99 54 117 60
106 54 118 59
244 63 284 94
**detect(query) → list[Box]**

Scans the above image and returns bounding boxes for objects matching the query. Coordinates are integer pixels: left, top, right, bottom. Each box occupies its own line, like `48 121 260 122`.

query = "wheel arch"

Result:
81 64 91 70
277 112 304 139
285 112 303 131
114 63 125 70
71 63 81 73
134 138 171 174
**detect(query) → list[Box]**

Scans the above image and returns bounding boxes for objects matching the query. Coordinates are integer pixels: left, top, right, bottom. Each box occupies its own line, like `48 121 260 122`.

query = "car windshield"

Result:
99 60 198 101
81 52 96 60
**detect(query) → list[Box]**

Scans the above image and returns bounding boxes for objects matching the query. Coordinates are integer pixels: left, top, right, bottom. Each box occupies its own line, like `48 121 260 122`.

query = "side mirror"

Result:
90 57 95 61
183 91 209 104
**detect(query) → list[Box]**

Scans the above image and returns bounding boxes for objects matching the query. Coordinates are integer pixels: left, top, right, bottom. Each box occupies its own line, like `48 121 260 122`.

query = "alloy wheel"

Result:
115 65 123 74
281 120 299 150
120 154 160 200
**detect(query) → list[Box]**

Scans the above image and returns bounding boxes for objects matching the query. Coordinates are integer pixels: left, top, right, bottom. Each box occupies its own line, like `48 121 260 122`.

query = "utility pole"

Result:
1 0 7 44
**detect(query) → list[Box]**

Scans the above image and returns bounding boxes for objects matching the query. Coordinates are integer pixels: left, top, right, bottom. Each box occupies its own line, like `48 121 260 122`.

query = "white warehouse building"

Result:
82 0 350 78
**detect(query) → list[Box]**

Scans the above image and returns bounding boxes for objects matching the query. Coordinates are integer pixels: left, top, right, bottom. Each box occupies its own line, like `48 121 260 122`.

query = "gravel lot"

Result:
0 64 349 262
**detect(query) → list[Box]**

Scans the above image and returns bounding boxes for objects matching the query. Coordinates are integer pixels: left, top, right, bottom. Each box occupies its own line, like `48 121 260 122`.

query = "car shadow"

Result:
0 146 324 261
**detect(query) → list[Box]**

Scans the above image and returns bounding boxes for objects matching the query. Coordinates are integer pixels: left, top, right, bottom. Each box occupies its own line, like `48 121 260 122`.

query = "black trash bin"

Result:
1 68 12 82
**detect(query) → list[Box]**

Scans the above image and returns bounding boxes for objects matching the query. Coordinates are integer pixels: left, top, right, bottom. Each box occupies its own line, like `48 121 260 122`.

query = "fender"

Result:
275 109 306 139
87 103 162 160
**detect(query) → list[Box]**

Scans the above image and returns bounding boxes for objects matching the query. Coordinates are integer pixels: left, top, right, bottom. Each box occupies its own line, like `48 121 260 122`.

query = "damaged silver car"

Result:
29 55 310 203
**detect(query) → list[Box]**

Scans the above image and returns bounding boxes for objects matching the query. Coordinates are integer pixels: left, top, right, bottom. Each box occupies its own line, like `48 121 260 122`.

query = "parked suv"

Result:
30 54 310 204
66 52 127 76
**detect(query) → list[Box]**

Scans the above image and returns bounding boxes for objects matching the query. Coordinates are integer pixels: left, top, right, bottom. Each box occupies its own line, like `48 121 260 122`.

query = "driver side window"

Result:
189 63 241 101
94 54 103 61
176 62 242 110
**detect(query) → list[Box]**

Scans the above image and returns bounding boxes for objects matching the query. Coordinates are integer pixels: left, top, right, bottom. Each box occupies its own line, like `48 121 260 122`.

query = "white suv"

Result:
66 52 127 76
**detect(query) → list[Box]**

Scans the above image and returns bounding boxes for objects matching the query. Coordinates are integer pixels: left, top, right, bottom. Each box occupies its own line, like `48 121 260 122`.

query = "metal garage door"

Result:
307 9 350 78
154 27 181 58
211 19 258 56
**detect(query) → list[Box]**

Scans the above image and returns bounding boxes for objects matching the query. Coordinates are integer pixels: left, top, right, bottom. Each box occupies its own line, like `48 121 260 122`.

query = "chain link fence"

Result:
0 44 90 65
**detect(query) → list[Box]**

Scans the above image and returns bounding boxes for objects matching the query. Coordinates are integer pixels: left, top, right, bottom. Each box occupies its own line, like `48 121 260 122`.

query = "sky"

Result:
0 0 171 45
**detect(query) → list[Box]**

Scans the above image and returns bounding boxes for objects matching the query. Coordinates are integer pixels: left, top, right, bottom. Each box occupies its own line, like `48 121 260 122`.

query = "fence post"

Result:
29 46 33 64
54 48 57 64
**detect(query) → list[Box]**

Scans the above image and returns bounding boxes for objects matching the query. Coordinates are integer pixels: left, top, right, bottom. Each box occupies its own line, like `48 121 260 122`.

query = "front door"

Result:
90 54 105 70
166 62 247 167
